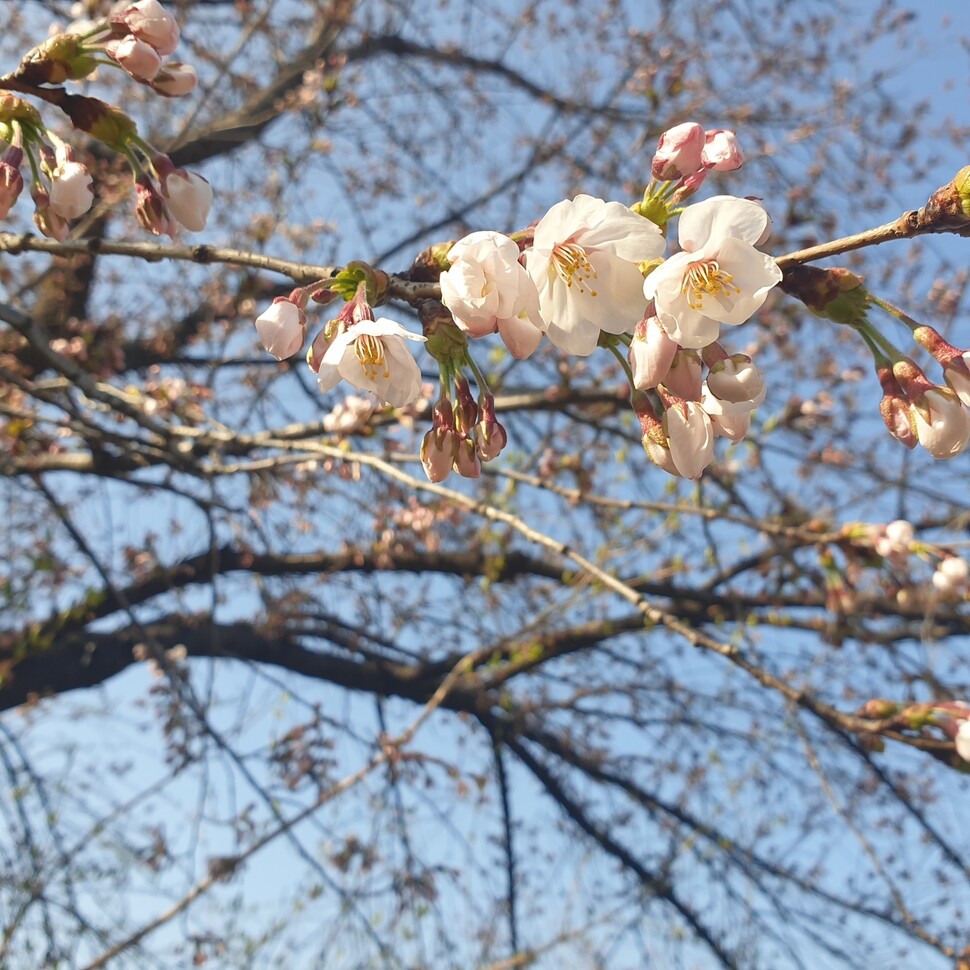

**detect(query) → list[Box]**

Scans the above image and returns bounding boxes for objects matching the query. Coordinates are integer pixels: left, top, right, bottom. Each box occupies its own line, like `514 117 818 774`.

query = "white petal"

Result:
678 196 770 251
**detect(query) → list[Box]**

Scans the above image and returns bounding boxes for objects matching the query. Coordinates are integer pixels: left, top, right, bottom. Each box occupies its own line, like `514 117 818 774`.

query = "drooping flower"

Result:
255 298 306 360
644 195 782 349
705 353 766 411
663 399 715 479
48 160 94 221
440 230 546 359
910 387 970 459
316 318 426 408
526 194 665 356
628 313 677 390
161 169 212 232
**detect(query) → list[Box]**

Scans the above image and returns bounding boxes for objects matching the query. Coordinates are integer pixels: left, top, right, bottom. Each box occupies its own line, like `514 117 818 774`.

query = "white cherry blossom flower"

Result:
664 400 714 479
911 387 970 459
526 194 665 356
705 354 766 411
255 298 305 359
440 230 545 359
644 195 782 349
48 160 94 221
316 318 426 408
117 0 180 56
162 170 212 232
629 314 677 390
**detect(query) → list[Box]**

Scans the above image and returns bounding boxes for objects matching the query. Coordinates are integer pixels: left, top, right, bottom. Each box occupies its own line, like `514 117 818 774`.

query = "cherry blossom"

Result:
161 169 212 232
910 387 970 459
116 0 180 56
651 122 705 181
664 399 715 479
440 230 546 359
701 129 744 171
644 195 782 349
526 194 665 356
106 35 162 81
48 160 94 221
316 318 426 408
628 314 677 390
705 353 766 410
255 298 306 360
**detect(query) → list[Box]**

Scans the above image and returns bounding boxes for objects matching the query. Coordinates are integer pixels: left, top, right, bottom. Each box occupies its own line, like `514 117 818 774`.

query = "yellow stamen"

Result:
551 242 599 297
681 258 740 311
355 333 390 380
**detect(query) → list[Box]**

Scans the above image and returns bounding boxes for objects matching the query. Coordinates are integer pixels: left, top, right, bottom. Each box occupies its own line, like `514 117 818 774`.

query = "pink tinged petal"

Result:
629 317 677 390
315 362 343 393
912 388 970 459
677 195 770 251
652 122 705 181
664 402 714 479
107 35 162 81
164 171 212 232
710 409 751 442
255 299 305 359
701 130 744 171
453 437 482 478
662 350 703 401
497 313 544 359
49 162 94 220
421 427 459 482
707 355 766 406
152 63 197 96
544 318 601 357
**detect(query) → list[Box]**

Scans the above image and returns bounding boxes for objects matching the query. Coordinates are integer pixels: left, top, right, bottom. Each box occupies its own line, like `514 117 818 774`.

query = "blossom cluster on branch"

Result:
0 1 210 239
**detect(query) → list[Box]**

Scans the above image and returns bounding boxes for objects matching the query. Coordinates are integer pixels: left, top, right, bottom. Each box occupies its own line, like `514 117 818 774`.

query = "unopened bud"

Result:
779 265 869 326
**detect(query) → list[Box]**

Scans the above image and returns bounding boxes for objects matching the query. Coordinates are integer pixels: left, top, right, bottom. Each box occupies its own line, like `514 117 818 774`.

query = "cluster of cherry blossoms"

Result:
0 1 210 239
252 118 970 485
255 122 788 483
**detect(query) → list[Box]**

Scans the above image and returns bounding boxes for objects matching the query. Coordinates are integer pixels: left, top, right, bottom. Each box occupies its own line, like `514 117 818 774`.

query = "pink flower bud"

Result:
255 298 306 360
31 187 70 241
150 62 197 97
702 129 744 171
162 169 212 232
0 161 24 219
117 0 180 56
49 161 94 220
629 314 677 390
662 399 714 479
106 35 162 81
474 395 507 462
662 349 703 401
651 122 705 181
453 437 482 478
876 366 917 448
134 178 177 237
